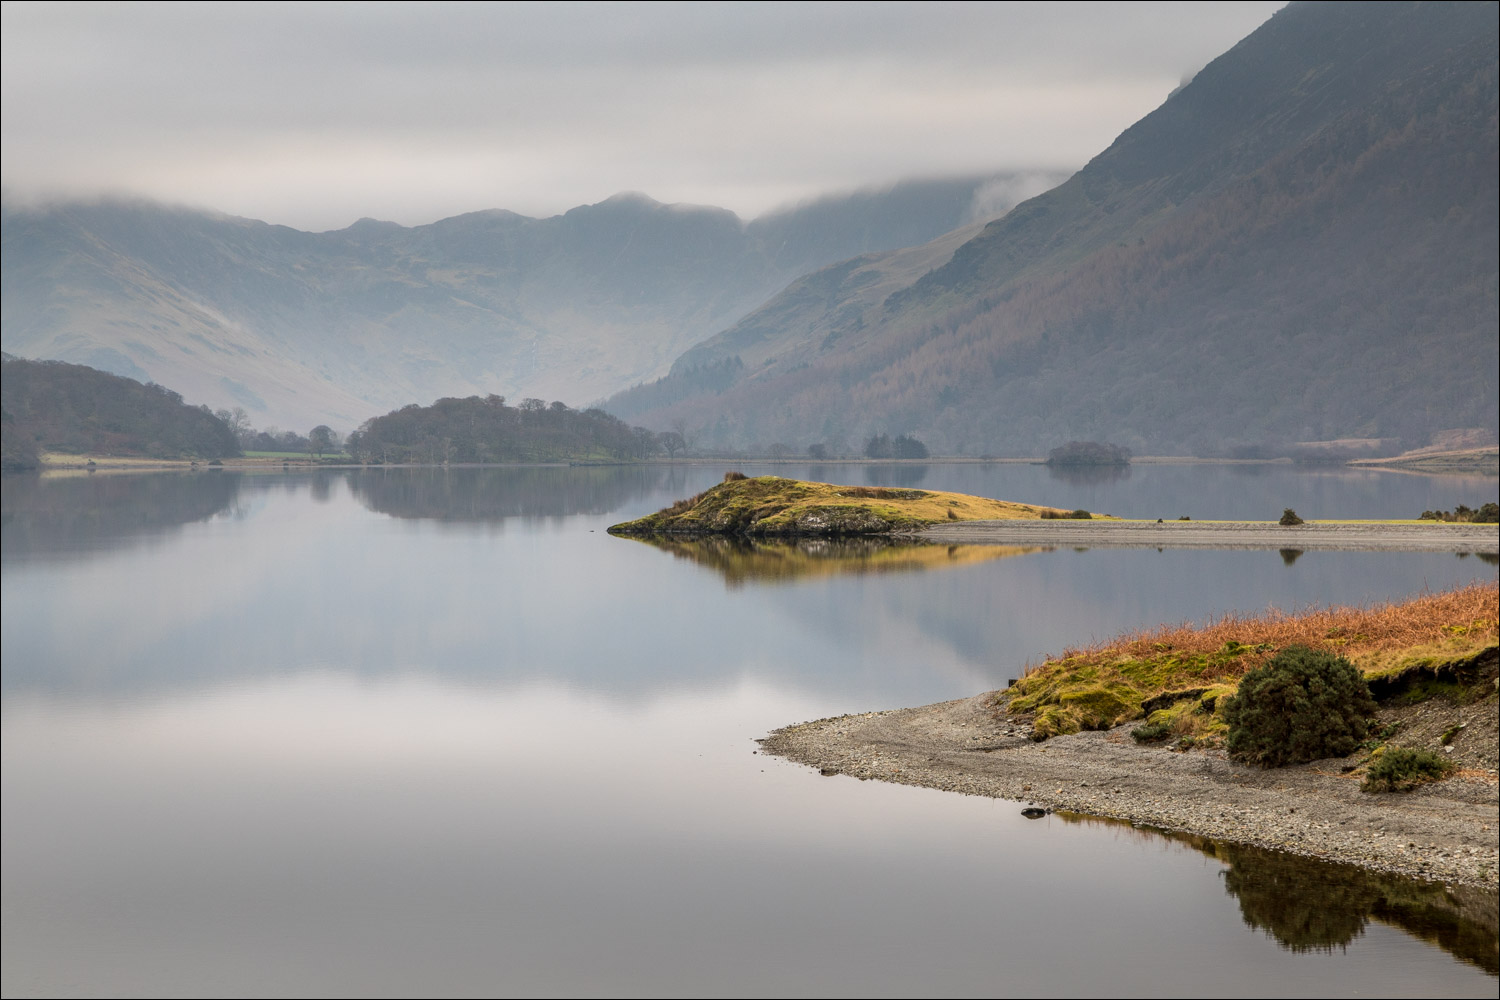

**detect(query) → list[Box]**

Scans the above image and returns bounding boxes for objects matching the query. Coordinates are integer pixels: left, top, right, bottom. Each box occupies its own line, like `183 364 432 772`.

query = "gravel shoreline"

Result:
917 519 1500 551
760 692 1500 888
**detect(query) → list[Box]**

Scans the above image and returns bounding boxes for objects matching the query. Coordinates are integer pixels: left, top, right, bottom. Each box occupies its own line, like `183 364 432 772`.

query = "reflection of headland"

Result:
346 465 675 522
1 471 242 560
1057 813 1498 973
625 535 1040 587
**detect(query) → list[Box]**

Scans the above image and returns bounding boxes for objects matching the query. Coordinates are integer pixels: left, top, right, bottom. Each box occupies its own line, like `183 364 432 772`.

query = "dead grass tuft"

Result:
1029 583 1497 683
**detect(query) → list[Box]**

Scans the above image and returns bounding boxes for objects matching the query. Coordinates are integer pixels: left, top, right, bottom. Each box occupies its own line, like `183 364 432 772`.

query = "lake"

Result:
3 463 1497 997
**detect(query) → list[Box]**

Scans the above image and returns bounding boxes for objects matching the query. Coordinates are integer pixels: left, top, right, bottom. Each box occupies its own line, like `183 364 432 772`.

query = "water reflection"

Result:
622 536 1040 587
1045 463 1133 488
863 464 931 488
1 471 242 560
1280 548 1305 566
1060 814 1499 973
346 465 674 522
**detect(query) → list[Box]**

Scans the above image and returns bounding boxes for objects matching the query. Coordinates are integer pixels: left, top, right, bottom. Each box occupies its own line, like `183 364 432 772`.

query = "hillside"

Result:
608 1 1500 456
345 394 653 464
0 356 241 468
0 173 1061 431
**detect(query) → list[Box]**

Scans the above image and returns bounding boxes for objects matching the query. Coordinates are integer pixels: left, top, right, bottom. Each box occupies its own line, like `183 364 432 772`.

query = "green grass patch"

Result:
1001 586 1496 743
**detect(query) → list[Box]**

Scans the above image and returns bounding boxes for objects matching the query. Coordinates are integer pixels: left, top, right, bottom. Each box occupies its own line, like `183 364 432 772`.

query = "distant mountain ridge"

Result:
1 173 1062 430
608 1 1499 455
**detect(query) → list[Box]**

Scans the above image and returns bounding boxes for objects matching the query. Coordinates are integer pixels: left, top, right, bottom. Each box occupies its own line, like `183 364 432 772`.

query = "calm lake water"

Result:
3 463 1497 997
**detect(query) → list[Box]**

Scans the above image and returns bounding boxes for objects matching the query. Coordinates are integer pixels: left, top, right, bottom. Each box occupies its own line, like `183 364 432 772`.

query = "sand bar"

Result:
919 519 1499 552
760 693 1499 887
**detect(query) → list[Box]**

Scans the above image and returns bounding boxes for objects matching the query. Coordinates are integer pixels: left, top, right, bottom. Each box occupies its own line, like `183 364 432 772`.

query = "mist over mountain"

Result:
608 1 1499 456
1 173 1061 431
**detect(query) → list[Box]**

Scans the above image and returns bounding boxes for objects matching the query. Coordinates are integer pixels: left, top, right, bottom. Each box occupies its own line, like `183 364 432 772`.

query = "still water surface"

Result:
3 464 1497 997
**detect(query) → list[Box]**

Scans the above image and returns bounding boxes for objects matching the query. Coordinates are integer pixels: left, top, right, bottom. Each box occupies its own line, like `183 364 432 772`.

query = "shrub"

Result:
1131 722 1171 743
1045 440 1130 466
1279 508 1304 525
723 471 747 482
1222 646 1376 767
1040 508 1093 519
1421 503 1499 523
1361 747 1455 792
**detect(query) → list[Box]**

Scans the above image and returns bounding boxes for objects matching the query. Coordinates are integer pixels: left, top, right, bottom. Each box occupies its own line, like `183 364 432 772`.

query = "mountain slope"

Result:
1 173 1061 431
609 1 1499 455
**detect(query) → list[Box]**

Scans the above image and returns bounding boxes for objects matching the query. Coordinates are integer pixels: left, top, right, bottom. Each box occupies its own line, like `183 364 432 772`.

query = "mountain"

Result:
607 1 1499 456
1 356 241 468
0 173 1062 432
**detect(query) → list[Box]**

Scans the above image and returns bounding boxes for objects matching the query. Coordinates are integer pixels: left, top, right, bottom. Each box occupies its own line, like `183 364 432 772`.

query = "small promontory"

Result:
607 474 1074 537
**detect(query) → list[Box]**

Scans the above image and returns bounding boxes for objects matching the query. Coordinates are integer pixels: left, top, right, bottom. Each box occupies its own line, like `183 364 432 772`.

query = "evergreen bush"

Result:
1361 747 1455 792
1223 646 1376 767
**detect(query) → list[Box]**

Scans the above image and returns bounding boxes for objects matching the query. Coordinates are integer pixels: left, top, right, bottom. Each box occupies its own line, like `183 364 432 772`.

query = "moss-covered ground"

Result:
608 474 1083 536
1002 583 1499 745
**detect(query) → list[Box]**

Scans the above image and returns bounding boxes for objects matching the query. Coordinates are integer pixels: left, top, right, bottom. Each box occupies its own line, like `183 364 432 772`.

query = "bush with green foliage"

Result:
1279 508 1304 525
1361 747 1455 792
1222 646 1376 767
1045 440 1130 466
1419 503 1499 523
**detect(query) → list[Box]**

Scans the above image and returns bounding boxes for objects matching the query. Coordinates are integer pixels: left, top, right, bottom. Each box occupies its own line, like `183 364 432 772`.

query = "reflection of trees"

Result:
1279 548 1304 566
624 535 1037 588
346 465 671 522
1 471 241 559
864 464 930 487
1056 813 1498 972
1044 463 1132 488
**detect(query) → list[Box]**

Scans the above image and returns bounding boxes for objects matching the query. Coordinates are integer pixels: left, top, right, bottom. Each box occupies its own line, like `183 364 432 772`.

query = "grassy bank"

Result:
1003 583 1499 746
608 474 1087 536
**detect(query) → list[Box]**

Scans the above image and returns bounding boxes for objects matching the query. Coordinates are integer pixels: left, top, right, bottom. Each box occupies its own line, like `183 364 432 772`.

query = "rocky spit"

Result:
918 519 1500 552
760 692 1500 888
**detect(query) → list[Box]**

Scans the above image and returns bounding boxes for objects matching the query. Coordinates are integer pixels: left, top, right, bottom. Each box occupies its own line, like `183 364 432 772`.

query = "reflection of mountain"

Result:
346 465 673 522
625 536 1039 587
1 471 241 559
1059 814 1498 973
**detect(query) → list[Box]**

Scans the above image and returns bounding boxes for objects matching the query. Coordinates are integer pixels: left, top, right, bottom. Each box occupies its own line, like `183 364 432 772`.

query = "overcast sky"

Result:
2 1 1285 231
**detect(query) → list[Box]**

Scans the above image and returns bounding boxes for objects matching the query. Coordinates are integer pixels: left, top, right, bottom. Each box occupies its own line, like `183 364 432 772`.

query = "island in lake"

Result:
607 473 1093 536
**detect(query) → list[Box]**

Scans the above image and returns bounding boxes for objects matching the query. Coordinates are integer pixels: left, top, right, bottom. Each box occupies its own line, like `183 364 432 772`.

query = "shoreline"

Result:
918 519 1500 552
760 693 1500 888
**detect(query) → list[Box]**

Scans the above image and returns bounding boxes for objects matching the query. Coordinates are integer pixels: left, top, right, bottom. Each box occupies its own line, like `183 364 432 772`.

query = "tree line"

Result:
1 357 241 468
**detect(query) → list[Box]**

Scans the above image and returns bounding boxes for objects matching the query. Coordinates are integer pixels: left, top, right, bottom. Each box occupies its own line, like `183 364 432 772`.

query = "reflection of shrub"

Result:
1220 843 1380 953
1279 508 1304 525
1223 646 1376 767
1361 747 1456 792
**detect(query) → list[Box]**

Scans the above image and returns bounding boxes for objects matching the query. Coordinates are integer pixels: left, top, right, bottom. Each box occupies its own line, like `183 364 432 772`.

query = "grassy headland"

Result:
608 474 1085 536
1005 583 1498 745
